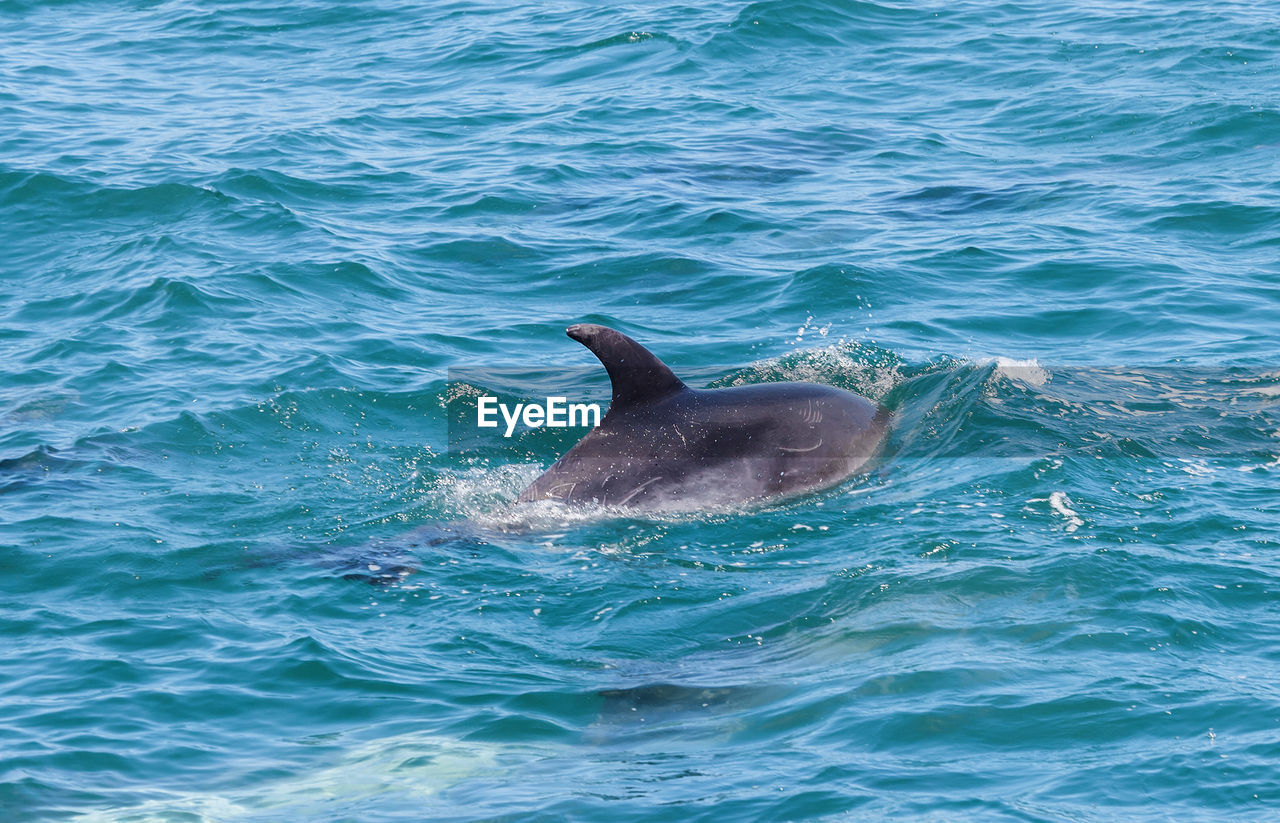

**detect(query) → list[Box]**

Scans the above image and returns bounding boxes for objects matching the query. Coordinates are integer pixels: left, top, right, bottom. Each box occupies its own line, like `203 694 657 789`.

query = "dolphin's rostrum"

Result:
517 324 888 510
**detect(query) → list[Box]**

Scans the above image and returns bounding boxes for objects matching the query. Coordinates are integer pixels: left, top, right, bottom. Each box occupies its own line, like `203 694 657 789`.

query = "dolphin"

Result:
516 324 888 510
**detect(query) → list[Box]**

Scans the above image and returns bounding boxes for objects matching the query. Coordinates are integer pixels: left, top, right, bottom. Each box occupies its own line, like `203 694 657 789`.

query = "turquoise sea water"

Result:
3 1 1279 820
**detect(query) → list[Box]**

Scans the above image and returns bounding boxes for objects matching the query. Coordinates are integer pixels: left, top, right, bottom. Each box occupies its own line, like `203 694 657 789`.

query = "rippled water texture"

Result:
2 1 1279 820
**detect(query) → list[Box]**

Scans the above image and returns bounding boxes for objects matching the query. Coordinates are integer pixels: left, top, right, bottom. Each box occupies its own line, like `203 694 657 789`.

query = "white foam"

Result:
1047 491 1084 533
991 357 1049 388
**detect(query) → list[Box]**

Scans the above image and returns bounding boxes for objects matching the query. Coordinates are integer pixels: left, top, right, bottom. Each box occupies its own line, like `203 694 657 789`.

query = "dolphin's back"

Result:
519 374 887 509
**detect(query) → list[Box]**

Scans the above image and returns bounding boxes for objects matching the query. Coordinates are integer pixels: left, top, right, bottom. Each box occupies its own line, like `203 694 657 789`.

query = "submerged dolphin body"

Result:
517 324 888 510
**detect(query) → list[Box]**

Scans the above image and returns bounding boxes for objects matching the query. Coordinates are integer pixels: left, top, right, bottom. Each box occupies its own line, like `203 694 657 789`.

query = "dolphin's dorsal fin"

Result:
567 324 686 408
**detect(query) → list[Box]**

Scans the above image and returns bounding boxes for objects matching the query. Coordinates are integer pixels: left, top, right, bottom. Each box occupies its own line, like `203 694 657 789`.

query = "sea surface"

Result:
2 1 1279 820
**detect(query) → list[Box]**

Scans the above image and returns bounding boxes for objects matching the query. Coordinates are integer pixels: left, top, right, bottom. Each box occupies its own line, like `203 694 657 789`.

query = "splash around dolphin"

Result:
516 324 889 511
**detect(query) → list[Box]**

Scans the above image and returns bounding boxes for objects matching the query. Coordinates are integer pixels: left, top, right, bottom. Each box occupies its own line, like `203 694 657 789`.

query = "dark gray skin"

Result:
517 324 889 510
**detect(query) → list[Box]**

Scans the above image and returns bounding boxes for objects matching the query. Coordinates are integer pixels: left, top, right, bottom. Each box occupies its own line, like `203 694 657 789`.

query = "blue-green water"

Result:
3 1 1279 820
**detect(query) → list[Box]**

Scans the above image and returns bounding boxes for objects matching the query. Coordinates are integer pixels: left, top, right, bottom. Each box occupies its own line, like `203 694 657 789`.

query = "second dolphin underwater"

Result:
517 324 889 511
